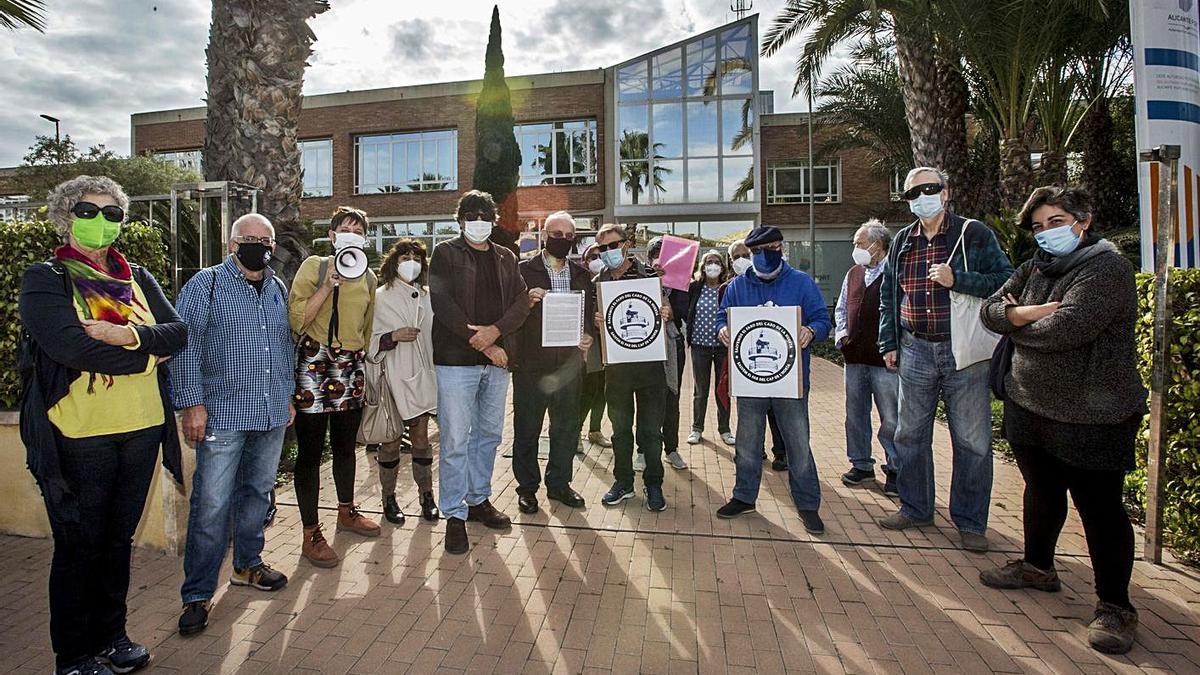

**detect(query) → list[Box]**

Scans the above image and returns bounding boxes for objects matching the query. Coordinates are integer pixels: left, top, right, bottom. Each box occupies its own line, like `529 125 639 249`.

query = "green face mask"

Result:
71 214 122 251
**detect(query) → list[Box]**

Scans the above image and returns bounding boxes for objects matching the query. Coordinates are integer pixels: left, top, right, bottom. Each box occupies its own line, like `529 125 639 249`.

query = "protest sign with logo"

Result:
728 305 804 399
597 277 667 365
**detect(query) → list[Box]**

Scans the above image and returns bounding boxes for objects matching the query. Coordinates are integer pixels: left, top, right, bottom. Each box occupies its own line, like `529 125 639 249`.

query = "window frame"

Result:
299 137 334 198
353 129 459 195
765 160 843 205
515 119 598 186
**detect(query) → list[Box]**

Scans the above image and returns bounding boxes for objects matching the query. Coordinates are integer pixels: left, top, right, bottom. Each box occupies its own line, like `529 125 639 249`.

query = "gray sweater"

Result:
980 239 1146 426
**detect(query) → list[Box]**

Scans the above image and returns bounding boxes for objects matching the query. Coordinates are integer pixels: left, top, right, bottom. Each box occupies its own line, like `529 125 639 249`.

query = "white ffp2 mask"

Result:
463 219 493 244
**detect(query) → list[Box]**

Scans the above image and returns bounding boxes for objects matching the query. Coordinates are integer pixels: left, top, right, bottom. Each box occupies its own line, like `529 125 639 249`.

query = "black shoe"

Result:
445 517 469 555
467 499 512 529
771 456 788 472
57 657 113 675
645 485 667 512
798 509 825 535
94 636 149 674
518 494 539 514
882 471 899 497
383 494 405 524
547 486 585 508
716 498 756 519
841 467 876 486
178 601 209 637
420 491 440 521
602 481 635 506
231 562 288 592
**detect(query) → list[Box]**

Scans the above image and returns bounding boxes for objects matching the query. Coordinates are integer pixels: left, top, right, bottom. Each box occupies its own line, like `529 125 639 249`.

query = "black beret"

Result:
744 225 783 248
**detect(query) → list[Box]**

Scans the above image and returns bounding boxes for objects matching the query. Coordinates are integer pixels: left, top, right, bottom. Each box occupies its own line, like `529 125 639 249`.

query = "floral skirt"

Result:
293 334 366 414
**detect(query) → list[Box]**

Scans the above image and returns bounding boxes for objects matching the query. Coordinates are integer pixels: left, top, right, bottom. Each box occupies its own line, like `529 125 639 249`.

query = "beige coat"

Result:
369 280 437 420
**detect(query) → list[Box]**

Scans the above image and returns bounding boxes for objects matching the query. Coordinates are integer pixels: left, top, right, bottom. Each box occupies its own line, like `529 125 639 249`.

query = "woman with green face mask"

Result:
18 175 187 675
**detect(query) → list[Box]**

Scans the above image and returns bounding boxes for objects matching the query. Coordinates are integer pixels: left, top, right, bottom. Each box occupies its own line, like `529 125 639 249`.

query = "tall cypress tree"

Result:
473 5 522 252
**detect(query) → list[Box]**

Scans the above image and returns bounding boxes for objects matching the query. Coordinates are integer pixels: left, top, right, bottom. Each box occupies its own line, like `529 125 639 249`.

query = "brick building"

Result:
131 15 903 300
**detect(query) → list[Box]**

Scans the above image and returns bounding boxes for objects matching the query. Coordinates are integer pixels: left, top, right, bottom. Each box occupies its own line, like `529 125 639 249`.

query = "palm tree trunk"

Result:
1080 96 1123 232
999 137 1033 210
202 0 329 282
1037 149 1068 187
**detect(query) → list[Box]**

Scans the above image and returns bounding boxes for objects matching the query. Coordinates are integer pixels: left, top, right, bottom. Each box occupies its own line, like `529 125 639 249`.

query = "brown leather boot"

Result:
445 517 469 555
302 524 339 568
337 503 382 537
466 499 511 530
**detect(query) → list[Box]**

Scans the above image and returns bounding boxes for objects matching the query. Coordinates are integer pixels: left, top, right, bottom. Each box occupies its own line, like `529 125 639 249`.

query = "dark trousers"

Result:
45 427 160 666
513 364 583 494
579 369 606 434
606 363 667 487
294 408 363 526
766 410 786 460
690 345 731 434
661 336 687 454
1013 443 1134 609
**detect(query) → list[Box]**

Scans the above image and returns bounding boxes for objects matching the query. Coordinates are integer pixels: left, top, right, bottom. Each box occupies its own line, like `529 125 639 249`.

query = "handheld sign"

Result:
728 305 804 399
658 235 700 291
597 277 667 365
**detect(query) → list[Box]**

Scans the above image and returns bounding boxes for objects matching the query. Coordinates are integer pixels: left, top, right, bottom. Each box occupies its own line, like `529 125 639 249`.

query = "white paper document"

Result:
541 291 584 347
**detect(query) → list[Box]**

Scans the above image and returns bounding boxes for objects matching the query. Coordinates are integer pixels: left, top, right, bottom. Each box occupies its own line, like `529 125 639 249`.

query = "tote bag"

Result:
357 349 404 446
948 220 1001 370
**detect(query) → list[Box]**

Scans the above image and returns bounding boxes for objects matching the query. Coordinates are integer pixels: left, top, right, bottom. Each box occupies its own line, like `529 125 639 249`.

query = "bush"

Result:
0 218 171 408
1127 270 1200 562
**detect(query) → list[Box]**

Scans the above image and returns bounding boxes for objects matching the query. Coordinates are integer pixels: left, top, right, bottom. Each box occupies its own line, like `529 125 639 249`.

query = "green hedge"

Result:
1128 269 1200 562
0 218 171 408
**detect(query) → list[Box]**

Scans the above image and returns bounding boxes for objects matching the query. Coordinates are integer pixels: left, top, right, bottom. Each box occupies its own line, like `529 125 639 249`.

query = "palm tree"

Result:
618 131 670 204
0 0 45 30
201 0 329 282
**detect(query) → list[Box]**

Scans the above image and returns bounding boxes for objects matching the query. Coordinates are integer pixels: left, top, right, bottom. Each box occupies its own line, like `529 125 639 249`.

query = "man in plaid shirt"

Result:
877 167 1014 553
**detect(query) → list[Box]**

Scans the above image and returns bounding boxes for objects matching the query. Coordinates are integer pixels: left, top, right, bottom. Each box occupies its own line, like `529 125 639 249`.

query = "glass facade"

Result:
622 220 754 251
766 161 841 204
355 130 458 194
615 19 757 206
516 120 597 186
299 138 333 197
155 149 201 173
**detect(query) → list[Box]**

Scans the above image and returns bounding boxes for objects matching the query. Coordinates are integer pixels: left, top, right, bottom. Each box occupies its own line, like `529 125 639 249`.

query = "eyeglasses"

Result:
71 201 124 223
596 239 626 251
901 182 944 201
233 235 275 246
731 253 749 260
461 211 495 221
749 242 783 253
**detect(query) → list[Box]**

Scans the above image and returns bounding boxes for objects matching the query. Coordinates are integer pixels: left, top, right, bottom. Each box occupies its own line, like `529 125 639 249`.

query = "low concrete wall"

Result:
0 411 194 555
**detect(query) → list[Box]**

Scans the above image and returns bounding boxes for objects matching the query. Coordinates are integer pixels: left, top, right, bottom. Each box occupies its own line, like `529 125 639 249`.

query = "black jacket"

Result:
429 236 529 366
18 261 187 523
511 256 595 373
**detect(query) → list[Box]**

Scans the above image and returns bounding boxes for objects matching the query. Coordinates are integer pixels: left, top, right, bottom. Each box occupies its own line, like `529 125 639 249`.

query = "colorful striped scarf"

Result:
54 245 141 324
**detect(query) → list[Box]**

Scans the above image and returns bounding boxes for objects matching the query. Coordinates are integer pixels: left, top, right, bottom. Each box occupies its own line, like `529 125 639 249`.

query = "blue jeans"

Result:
436 365 509 520
893 332 994 534
181 425 286 604
844 363 899 472
733 397 820 510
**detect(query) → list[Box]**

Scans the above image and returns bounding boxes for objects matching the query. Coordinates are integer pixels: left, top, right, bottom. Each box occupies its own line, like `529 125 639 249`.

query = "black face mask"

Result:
544 236 574 259
236 242 271 272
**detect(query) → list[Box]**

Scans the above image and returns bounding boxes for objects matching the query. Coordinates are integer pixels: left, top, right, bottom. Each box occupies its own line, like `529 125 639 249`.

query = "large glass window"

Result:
299 138 333 197
155 149 201 173
516 120 597 186
354 130 457 194
766 161 842 204
614 18 757 205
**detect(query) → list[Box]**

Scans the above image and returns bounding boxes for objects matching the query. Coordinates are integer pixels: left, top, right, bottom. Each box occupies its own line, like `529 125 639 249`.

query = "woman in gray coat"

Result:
978 186 1145 655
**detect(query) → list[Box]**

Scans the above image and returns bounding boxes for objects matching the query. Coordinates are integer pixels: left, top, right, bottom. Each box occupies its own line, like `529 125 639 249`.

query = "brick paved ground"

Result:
2 358 1199 674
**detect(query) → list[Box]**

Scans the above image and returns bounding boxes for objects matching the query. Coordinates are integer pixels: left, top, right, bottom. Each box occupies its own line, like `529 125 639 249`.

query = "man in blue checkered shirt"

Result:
169 214 296 637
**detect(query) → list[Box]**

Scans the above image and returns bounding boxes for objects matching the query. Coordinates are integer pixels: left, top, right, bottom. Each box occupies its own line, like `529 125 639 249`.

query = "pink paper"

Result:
658 235 700 291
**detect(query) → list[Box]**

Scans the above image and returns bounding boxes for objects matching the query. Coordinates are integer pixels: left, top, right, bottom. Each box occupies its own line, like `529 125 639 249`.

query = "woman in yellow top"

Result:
288 206 379 568
18 175 186 675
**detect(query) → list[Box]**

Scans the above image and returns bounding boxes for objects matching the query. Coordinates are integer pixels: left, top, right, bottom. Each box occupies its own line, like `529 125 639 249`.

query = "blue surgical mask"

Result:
752 248 783 274
908 193 944 220
600 247 626 269
1034 223 1083 257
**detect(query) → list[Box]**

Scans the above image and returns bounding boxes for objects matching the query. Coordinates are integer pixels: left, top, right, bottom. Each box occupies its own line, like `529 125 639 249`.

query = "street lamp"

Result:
39 114 60 143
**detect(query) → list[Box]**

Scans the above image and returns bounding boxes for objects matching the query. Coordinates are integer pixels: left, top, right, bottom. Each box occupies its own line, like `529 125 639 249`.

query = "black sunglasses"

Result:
901 182 944 201
596 239 626 251
72 201 124 223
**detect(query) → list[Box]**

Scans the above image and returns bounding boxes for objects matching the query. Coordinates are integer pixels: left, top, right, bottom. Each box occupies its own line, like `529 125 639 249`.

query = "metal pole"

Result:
806 64 815 274
1140 144 1179 564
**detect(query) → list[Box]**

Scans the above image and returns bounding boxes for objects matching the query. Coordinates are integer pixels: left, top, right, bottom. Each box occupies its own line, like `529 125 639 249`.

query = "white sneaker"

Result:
687 431 702 444
721 432 736 446
633 453 646 472
666 451 689 470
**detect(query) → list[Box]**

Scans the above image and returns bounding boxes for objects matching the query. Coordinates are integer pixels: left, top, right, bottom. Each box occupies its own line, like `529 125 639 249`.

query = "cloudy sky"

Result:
0 0 833 167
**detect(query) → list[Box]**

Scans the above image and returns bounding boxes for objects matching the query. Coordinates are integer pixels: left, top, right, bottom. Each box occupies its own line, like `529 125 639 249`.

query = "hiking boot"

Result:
799 509 825 535
979 559 1062 593
716 498 756 519
420 491 440 521
879 511 933 530
1088 602 1138 654
645 485 667 512
383 494 405 525
231 562 288 592
588 431 612 448
882 471 899 497
841 467 876 487
960 530 990 553
665 451 689 470
547 486 585 508
687 430 702 444
517 493 539 514
177 601 210 637
337 503 381 537
771 455 789 472
302 524 339 568
467 499 511 529
602 481 635 506
445 517 469 555
57 657 113 675
94 636 150 673
633 453 646 472
720 432 736 446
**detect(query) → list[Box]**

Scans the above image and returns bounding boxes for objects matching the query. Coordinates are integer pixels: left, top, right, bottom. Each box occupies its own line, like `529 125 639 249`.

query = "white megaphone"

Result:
333 233 369 279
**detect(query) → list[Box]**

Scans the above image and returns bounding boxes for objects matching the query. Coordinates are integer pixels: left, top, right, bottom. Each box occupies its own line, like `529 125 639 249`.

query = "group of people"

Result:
17 166 1146 674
